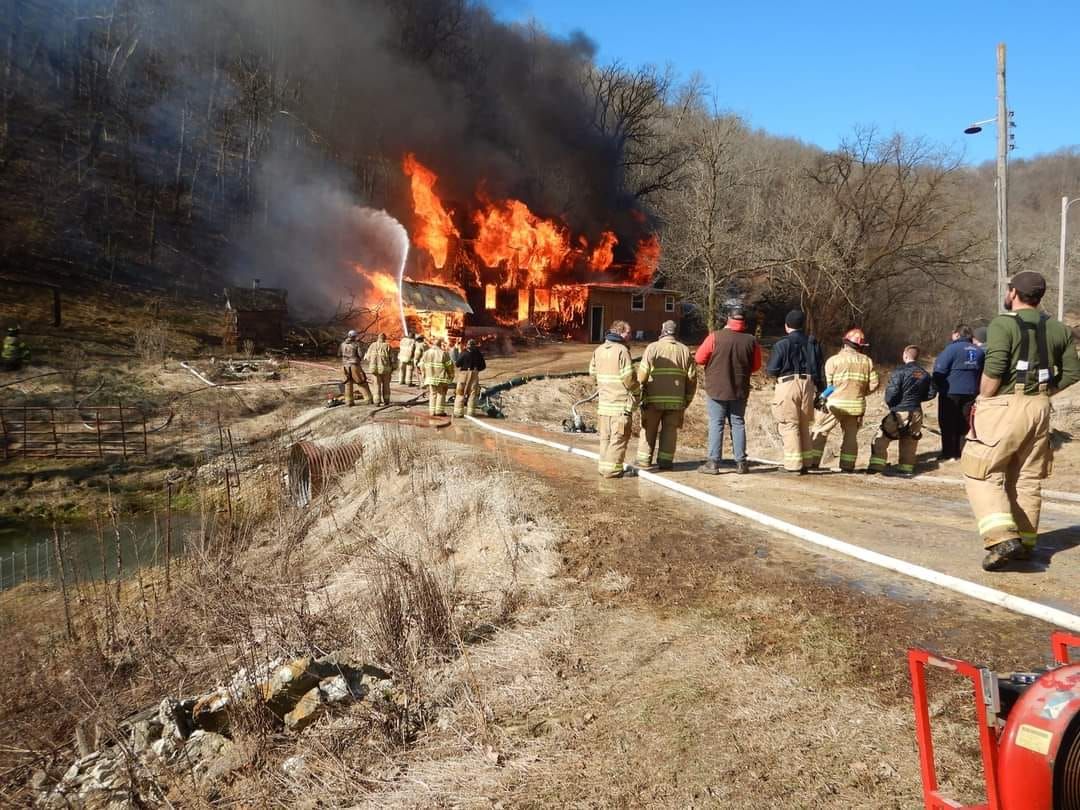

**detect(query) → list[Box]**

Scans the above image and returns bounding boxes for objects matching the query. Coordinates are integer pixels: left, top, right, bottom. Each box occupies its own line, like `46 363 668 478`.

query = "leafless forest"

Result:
2 0 1079 348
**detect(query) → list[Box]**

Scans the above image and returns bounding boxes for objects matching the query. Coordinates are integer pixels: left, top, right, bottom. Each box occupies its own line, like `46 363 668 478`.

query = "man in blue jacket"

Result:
868 345 936 476
933 325 985 461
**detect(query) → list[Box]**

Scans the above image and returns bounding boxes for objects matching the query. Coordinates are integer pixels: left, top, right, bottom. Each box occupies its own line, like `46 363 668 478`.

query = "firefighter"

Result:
867 345 935 477
2 326 30 372
339 330 372 406
411 334 427 387
421 338 455 417
367 332 393 406
765 310 825 474
589 319 639 478
961 272 1080 571
807 328 879 472
636 320 697 471
453 339 486 418
397 333 415 385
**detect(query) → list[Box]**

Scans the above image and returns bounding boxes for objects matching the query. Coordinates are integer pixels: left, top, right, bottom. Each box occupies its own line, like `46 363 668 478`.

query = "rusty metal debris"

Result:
286 440 365 507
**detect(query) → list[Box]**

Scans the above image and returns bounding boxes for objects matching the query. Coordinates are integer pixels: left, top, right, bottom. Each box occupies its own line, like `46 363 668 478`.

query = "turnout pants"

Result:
453 370 480 417
344 366 372 406
398 361 415 385
961 392 1052 550
636 407 683 469
428 384 449 416
809 408 862 470
939 393 976 459
869 410 923 474
373 372 392 406
771 377 816 471
598 412 632 478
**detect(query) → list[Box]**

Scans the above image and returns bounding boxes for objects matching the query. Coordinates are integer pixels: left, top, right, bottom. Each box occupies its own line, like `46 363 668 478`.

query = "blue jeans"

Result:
706 397 747 463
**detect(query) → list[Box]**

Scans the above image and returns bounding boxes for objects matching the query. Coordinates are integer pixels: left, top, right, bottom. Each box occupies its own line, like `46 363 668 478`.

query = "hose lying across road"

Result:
463 414 1080 634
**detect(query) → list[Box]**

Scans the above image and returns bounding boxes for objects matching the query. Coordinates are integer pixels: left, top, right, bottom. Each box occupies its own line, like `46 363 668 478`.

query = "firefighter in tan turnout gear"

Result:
397 334 415 385
808 328 879 471
589 320 640 478
961 272 1080 571
766 310 825 473
339 330 372 406
421 338 455 417
411 335 427 386
453 339 486 418
367 332 393 406
635 320 697 470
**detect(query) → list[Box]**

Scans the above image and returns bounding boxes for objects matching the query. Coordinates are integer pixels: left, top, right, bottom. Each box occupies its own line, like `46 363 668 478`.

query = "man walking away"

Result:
421 338 455 417
340 330 372 406
397 334 415 385
808 328 879 472
590 320 640 478
933 325 984 461
1 326 30 372
962 271 1080 571
367 332 393 406
636 320 697 471
411 335 427 387
766 310 825 474
695 309 760 475
868 345 935 477
453 339 486 417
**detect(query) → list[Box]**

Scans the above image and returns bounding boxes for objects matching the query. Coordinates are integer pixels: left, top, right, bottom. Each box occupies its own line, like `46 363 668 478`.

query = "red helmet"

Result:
843 328 869 347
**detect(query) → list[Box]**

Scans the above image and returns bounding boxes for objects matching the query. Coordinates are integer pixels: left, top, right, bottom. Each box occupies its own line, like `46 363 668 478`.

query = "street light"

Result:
963 43 1012 312
1059 196 1080 322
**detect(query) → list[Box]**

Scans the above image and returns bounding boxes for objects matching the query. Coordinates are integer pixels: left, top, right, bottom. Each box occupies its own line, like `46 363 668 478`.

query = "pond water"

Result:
0 510 204 590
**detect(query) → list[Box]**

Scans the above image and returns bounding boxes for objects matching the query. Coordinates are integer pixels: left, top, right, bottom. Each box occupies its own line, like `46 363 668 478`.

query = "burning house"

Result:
357 155 673 343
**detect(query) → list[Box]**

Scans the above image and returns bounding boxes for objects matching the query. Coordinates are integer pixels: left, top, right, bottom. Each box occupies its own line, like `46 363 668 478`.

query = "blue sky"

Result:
490 0 1079 164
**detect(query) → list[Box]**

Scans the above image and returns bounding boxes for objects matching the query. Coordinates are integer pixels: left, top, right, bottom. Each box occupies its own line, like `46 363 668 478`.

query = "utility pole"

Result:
996 43 1009 311
1060 196 1080 322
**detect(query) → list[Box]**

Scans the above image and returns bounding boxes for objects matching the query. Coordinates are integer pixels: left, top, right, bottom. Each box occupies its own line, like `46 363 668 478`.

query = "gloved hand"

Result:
814 396 828 412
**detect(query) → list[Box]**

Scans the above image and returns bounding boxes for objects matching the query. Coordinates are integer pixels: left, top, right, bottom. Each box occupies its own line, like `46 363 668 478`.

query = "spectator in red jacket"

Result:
694 309 762 475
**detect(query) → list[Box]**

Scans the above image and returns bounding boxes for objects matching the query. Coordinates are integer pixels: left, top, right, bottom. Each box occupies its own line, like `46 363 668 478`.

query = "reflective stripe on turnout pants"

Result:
598 413 632 478
637 407 683 467
961 391 1051 549
453 370 481 416
771 377 816 471
428 384 449 416
374 372 392 406
809 408 862 470
869 410 923 474
344 366 372 405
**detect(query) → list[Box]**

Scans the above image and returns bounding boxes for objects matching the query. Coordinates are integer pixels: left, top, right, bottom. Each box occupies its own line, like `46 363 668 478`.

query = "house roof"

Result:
580 283 679 295
224 287 288 312
401 280 474 314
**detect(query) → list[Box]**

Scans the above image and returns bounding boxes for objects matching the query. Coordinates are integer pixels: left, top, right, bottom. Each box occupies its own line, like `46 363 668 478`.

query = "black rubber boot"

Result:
981 538 1026 571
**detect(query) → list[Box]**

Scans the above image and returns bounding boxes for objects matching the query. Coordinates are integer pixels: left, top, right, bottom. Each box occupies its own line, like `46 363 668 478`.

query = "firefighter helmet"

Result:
843 328 869 347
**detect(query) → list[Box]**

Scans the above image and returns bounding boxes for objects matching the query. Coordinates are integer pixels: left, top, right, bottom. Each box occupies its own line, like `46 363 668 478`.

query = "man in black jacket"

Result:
453 339 487 417
868 345 936 476
765 310 825 473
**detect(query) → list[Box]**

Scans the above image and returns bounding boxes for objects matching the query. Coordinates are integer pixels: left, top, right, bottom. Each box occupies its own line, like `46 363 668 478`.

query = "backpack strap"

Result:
1015 314 1051 392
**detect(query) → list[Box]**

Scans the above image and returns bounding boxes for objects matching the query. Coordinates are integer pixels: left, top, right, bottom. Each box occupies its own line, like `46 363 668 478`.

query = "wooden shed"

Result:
223 285 288 352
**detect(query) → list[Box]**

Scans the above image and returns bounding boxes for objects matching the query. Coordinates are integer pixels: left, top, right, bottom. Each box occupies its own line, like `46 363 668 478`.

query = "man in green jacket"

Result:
962 271 1080 570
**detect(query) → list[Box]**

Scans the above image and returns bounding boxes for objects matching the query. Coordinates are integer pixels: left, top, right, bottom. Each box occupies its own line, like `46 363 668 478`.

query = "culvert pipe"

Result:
287 440 365 507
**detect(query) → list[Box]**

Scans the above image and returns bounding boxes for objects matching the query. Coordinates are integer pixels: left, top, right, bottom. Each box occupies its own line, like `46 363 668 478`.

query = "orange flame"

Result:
473 199 571 288
402 154 459 269
356 266 405 334
629 234 659 286
588 231 618 272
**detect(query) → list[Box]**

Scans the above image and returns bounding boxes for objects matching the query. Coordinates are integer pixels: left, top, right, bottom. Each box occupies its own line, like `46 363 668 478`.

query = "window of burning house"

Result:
484 284 497 310
631 293 645 311
533 289 551 312
665 295 675 313
517 289 530 322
